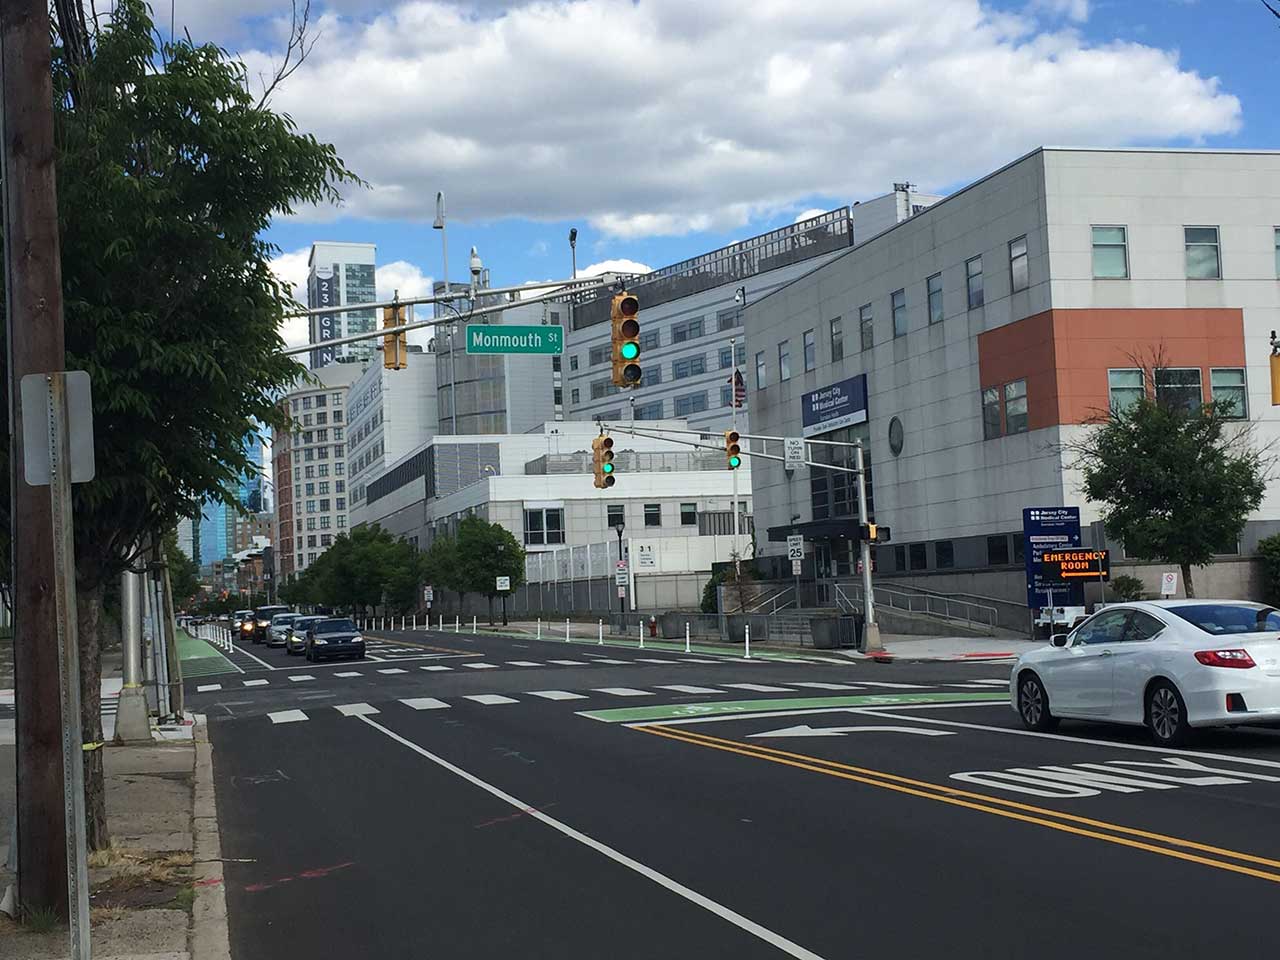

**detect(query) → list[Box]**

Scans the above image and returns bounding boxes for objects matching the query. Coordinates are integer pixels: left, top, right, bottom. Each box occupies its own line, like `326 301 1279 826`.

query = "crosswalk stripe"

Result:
658 685 723 694
420 665 452 672
527 690 589 701
594 687 652 697
947 683 1008 689
465 694 518 705
268 710 308 724
243 679 269 687
377 668 408 675
336 702 380 716
401 697 450 710
288 675 315 682
548 660 588 666
969 678 1010 685
859 681 928 689
591 659 630 665
723 683 794 693
464 663 500 670
791 682 862 690
334 671 362 678
679 658 718 664
635 658 680 664
196 684 222 693
507 661 542 667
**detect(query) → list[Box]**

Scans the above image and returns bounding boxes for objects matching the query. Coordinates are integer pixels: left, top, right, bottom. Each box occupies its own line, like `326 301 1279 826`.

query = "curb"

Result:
191 716 231 960
862 651 1018 664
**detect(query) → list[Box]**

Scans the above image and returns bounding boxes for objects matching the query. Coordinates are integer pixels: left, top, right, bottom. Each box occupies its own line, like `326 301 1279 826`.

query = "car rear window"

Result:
314 619 357 634
1168 604 1280 635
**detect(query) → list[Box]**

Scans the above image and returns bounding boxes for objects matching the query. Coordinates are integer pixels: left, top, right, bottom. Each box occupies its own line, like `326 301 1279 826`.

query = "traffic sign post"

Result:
1161 571 1179 596
495 576 511 592
466 324 564 355
783 437 805 471
786 535 804 561
1023 507 1083 609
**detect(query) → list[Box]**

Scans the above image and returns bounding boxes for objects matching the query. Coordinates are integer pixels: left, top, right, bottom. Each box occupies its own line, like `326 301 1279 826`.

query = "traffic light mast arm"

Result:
605 423 865 475
600 421 864 449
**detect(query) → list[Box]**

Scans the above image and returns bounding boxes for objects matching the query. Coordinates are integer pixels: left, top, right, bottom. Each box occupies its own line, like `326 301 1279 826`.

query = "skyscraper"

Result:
307 241 377 369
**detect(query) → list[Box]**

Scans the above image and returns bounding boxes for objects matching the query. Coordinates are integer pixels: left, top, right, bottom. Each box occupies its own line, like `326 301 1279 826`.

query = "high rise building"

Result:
307 241 377 369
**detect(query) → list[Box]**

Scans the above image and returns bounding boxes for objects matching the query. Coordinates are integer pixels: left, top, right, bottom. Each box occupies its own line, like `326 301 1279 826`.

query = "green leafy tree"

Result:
422 534 461 607
1257 534 1280 607
0 1 356 848
455 517 525 624
1068 357 1269 599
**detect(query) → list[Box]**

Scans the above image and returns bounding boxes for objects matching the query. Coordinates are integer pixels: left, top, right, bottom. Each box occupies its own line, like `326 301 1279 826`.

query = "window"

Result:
674 391 708 416
935 540 954 569
316 429 328 442
671 317 704 343
1125 611 1167 642
591 378 619 399
891 289 907 338
570 388 580 405
315 412 328 426
1211 368 1247 419
315 395 326 408
1071 609 1130 645
307 535 317 548
1155 368 1202 413
331 409 342 423
333 428 344 441
982 387 1002 440
893 545 905 571
321 534 333 547
640 329 661 352
717 308 740 331
335 480 345 493
291 399 299 413
523 507 565 546
778 340 791 381
1004 380 1028 434
306 517 316 531
318 499 330 512
987 535 1010 566
859 304 873 351
305 499 316 513
830 317 844 361
336 497 345 510
337 515 346 528
1108 369 1145 413
908 543 927 570
1185 226 1221 279
644 503 661 526
552 356 561 372
335 462 344 475
607 505 625 528
318 464 329 477
1092 226 1128 279
735 342 746 365
719 347 733 369
679 503 698 526
1009 235 1029 292
640 366 662 387
305 482 315 496
927 273 944 324
966 256 984 308
588 344 611 366
331 392 342 406
319 516 331 530
803 329 816 372
569 355 579 371
304 465 315 479
302 396 312 410
671 356 706 380
634 400 664 420
554 387 563 405
720 385 733 407
755 351 767 389
308 553 317 564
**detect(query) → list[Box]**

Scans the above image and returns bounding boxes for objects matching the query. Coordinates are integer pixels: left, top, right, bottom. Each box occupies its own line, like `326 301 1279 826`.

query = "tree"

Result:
0 1 357 848
1066 356 1269 599
454 517 525 624
1257 534 1280 608
422 534 461 607
163 530 201 607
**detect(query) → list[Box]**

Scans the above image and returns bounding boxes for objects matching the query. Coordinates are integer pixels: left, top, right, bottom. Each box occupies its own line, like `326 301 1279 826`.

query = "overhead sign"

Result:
786 535 805 561
1161 571 1178 596
783 437 806 470
495 576 511 592
1039 549 1110 581
801 375 868 438
1023 506 1082 609
466 324 564 355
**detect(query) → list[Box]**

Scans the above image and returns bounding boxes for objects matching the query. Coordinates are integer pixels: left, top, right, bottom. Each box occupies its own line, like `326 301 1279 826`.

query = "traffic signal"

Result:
724 430 742 470
592 434 616 489
382 304 408 370
858 523 891 543
610 293 641 387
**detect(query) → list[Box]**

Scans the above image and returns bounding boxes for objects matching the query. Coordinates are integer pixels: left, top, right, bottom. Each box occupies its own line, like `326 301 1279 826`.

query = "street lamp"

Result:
613 520 626 616
569 227 578 280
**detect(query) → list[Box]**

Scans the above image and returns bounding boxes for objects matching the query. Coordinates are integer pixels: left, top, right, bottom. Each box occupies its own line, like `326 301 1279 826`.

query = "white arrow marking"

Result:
748 725 957 739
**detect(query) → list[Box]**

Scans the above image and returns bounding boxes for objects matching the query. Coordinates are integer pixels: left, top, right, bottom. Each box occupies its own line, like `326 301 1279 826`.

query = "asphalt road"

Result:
188 626 1280 959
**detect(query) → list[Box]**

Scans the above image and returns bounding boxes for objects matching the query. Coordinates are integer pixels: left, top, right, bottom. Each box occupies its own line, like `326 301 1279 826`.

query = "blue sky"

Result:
169 1 1280 337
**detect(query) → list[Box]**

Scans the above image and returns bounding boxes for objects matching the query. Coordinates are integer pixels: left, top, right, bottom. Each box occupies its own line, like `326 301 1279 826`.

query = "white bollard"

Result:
401 616 405 631
639 621 644 650
598 619 604 645
565 618 570 643
537 617 542 640
440 614 445 631
472 615 477 635
455 615 460 633
745 622 751 660
412 614 417 630
685 622 691 654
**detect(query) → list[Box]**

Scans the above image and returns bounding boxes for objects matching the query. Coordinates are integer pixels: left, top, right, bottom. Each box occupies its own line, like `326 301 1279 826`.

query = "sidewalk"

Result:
854 634 1045 662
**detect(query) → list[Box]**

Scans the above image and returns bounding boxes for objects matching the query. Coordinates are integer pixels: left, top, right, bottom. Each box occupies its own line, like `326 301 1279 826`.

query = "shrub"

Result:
1257 534 1280 607
1107 574 1146 602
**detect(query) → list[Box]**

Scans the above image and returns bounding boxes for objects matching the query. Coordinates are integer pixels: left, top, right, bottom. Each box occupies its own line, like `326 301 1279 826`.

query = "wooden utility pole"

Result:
1 0 71 917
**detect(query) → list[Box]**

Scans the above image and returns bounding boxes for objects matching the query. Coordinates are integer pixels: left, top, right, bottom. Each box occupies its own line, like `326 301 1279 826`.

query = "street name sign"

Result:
466 324 564 355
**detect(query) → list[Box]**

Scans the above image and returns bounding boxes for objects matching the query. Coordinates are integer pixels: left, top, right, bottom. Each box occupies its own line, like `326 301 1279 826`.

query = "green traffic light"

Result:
728 455 741 469
602 463 614 473
620 342 639 360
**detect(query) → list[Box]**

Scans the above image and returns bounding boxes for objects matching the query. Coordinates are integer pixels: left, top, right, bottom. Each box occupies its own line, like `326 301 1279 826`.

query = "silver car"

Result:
286 616 325 655
267 612 300 648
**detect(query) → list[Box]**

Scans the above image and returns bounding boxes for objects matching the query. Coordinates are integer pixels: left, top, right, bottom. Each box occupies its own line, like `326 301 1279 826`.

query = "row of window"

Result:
293 480 346 498
297 462 343 480
297 409 343 428
294 514 347 532
293 427 344 447
290 391 344 414
525 503 701 545
1087 224 1267 281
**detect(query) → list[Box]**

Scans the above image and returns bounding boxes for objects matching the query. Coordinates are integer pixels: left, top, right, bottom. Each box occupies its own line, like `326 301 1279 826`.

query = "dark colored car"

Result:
304 618 366 662
247 604 290 644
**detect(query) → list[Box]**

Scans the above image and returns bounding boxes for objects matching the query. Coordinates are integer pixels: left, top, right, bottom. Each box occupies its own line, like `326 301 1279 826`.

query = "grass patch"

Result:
89 845 193 884
90 905 128 926
22 906 60 933
172 886 195 911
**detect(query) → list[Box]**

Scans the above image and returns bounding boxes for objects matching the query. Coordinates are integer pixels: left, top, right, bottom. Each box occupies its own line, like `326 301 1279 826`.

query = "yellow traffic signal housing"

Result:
592 435 616 489
1271 351 1280 406
382 304 408 370
610 293 641 387
724 430 742 470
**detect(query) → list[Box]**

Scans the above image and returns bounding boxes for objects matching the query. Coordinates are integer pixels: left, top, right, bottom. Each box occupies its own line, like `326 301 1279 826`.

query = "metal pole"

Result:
616 527 625 616
161 565 184 718
732 339 741 581
744 621 751 660
598 619 603 644
685 622 691 654
565 618 570 642
855 440 881 652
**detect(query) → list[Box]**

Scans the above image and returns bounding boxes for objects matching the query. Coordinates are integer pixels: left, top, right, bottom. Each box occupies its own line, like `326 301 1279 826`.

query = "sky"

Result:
154 0 1280 349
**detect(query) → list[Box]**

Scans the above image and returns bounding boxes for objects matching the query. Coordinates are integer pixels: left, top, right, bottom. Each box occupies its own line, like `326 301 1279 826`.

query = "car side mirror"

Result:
1051 633 1069 648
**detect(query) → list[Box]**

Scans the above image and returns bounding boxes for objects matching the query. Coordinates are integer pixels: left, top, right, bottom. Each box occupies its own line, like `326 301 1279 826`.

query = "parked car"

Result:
267 613 301 648
304 618 366 662
1012 599 1280 746
247 604 290 644
286 616 324 656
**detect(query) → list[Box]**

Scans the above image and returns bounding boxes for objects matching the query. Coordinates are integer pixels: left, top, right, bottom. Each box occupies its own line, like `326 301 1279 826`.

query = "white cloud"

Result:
794 208 828 224
376 260 437 348
579 259 653 278
238 0 1240 240
270 247 311 348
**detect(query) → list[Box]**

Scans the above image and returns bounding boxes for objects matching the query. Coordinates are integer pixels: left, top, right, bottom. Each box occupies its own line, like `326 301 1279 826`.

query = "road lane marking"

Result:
679 658 718 663
507 661 542 667
723 683 795 693
641 724 1280 882
658 685 725 695
288 675 315 682
333 671 362 678
581 692 1008 724
527 691 589 701
548 660 589 666
242 679 269 687
791 682 861 691
231 643 276 671
857 682 929 689
196 684 222 693
353 715 830 960
335 703 380 716
268 710 308 724
595 688 653 697
401 698 450 710
748 724 955 739
421 665 452 672
377 668 408 675
591 659 630 665
635 658 680 664
465 694 518 705
464 663 501 670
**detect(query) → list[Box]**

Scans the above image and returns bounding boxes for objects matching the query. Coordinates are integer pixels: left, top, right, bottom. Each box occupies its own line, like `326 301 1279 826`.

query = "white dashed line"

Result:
420 665 453 672
377 668 409 675
465 694 519 705
243 679 269 687
401 697 450 710
590 659 630 665
507 661 542 667
268 710 308 724
334 671 362 678
527 690 588 701
548 660 589 666
723 683 795 693
464 663 501 670
288 675 315 682
635 659 680 664
196 684 222 693
679 659 718 664
658 685 724 694
595 688 652 697
791 682 862 691
859 681 929 689
336 702 380 716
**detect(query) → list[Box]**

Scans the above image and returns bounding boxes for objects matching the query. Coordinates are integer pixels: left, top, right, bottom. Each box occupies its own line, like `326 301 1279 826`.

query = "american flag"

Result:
729 369 746 408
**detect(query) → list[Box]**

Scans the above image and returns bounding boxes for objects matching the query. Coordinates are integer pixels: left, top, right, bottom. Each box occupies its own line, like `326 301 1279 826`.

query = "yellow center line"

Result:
638 725 1280 884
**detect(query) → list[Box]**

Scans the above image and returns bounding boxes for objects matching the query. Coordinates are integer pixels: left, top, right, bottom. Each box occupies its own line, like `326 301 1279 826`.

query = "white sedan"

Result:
1011 600 1280 746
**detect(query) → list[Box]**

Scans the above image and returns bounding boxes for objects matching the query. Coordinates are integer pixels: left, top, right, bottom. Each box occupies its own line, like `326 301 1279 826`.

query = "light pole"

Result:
569 227 578 279
614 520 626 615
433 192 459 434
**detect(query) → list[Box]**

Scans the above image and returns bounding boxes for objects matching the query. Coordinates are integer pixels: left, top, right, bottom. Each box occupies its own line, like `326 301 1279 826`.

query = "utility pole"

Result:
2 0 73 918
854 441 882 652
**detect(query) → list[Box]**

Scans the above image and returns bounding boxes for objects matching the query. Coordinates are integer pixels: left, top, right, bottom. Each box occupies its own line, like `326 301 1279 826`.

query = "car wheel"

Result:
1017 672 1059 732
1146 680 1191 747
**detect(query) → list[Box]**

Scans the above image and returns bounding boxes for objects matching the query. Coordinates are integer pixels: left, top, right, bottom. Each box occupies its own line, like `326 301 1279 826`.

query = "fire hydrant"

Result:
648 615 658 638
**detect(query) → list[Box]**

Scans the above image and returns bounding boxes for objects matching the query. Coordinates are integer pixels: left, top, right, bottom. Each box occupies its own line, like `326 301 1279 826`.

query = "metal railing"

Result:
743 586 795 614
835 581 998 630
